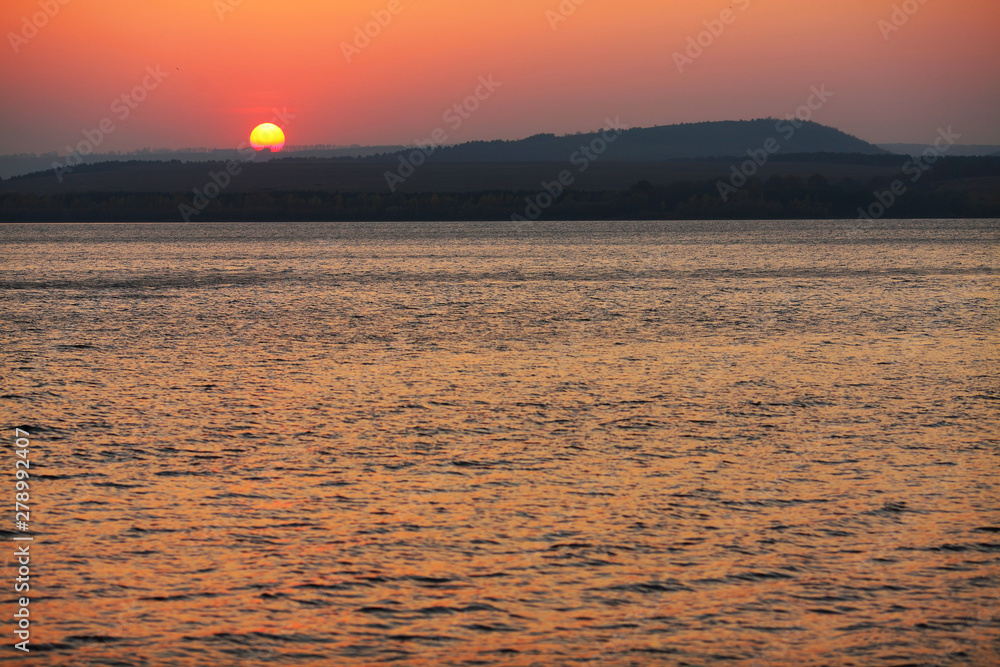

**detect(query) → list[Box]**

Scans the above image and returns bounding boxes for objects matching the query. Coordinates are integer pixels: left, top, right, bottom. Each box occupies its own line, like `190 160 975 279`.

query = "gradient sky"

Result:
2 0 998 155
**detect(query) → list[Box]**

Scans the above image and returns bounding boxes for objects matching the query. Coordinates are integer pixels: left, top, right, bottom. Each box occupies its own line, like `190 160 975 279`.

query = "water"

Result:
1 219 998 666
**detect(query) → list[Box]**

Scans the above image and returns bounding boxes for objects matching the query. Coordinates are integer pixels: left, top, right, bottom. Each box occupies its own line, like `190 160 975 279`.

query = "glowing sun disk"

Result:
250 123 285 152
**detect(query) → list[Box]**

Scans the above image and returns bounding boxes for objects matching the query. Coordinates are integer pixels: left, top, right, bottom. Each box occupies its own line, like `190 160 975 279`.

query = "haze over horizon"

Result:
2 0 998 156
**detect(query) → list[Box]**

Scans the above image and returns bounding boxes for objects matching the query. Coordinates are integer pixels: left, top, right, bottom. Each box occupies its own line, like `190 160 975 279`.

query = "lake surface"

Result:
1 219 998 665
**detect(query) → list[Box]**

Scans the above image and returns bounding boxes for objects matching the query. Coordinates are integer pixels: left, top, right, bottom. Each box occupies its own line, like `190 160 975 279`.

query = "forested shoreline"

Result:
2 156 998 222
3 178 997 223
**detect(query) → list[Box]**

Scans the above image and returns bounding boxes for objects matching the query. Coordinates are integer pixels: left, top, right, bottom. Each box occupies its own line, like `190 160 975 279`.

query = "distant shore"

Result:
2 155 998 223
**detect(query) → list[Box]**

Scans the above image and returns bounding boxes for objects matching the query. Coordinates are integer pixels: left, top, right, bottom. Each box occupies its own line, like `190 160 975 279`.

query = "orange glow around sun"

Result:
250 123 285 152
1 0 998 151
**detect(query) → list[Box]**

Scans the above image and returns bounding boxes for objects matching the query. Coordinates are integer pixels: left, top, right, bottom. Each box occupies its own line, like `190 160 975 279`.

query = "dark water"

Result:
1 219 998 666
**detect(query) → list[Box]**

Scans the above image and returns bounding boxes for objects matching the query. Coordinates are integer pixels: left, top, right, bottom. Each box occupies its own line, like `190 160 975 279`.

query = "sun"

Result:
250 123 285 152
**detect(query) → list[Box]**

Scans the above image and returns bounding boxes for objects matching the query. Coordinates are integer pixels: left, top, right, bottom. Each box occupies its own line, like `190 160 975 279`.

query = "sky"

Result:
1 0 998 155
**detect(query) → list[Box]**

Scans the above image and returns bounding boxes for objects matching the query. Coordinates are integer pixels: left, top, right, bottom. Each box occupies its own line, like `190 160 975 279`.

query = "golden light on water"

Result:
4 220 998 664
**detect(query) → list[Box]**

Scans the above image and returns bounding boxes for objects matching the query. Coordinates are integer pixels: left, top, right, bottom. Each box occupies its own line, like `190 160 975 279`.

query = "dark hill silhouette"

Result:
1 119 893 196
1 119 886 183
408 119 885 162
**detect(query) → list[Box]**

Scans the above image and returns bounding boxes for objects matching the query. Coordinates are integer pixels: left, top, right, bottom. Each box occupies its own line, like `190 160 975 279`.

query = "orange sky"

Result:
1 0 998 154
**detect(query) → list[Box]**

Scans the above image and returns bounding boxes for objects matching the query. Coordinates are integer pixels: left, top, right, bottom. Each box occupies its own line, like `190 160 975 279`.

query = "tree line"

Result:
2 159 998 222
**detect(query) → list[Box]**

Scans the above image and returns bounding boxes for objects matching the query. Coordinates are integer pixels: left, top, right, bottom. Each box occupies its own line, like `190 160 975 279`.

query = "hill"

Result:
1 119 885 184
410 119 885 162
5 120 997 222
1 119 893 195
